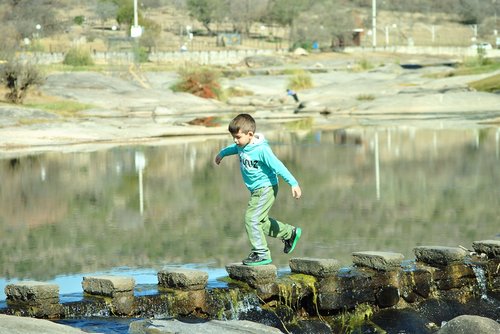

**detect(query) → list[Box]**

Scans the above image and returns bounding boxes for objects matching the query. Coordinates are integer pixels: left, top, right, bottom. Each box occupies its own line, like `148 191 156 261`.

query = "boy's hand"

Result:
291 185 302 199
215 154 223 165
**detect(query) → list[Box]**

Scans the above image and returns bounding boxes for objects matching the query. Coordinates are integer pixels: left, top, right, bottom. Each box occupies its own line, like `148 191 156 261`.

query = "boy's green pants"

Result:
245 185 295 259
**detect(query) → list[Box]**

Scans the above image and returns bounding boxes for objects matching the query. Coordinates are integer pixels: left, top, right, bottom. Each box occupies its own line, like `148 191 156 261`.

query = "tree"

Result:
95 1 119 25
186 0 225 35
226 0 268 35
456 0 491 24
4 0 64 38
0 61 45 104
265 0 316 27
291 1 355 49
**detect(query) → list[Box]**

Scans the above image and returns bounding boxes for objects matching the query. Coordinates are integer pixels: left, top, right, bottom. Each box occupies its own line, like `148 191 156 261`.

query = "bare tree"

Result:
4 0 65 38
0 61 45 104
291 1 355 49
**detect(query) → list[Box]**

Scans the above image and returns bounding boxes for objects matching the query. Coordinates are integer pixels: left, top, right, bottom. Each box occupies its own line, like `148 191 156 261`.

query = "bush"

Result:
171 67 222 99
0 61 45 104
287 70 313 91
63 47 94 66
133 45 149 63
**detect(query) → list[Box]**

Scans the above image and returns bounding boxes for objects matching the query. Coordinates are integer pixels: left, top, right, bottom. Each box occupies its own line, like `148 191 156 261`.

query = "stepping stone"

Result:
472 240 500 259
352 251 404 271
82 276 135 297
289 257 341 277
225 263 277 288
5 281 59 303
414 246 467 267
157 268 208 290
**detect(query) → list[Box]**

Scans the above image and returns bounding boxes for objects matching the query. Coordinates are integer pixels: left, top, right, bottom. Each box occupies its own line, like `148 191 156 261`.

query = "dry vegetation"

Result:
1 0 496 56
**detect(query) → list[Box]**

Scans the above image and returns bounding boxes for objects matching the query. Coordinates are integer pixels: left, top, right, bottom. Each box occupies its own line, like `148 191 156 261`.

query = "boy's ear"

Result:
248 131 254 137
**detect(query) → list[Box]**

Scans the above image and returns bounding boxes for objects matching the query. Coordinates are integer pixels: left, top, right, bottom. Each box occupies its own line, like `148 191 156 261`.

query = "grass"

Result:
468 73 500 93
425 58 500 78
24 100 95 117
356 94 376 101
287 70 313 91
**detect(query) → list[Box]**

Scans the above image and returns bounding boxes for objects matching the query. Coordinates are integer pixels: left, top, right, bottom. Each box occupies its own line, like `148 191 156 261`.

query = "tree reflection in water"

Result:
0 127 498 290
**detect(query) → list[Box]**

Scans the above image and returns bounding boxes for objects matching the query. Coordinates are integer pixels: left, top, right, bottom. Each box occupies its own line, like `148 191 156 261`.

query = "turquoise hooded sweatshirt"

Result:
218 133 298 192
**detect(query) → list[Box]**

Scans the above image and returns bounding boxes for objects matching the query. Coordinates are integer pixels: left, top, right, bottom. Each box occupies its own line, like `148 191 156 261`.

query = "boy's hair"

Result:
228 114 256 134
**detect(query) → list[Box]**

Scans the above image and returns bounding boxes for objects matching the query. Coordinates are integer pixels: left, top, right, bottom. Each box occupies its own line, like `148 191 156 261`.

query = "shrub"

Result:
133 45 149 63
73 15 85 26
63 47 94 66
0 61 45 104
356 94 376 101
350 58 375 72
172 67 222 99
287 70 313 91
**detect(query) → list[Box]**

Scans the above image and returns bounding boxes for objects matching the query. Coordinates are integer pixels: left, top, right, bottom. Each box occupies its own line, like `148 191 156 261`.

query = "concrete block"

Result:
225 263 277 288
158 268 208 290
289 257 341 277
414 246 467 267
82 276 135 297
472 240 500 259
352 251 404 271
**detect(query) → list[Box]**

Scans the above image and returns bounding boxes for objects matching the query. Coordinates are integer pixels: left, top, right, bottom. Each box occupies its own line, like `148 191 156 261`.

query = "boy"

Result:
215 114 302 266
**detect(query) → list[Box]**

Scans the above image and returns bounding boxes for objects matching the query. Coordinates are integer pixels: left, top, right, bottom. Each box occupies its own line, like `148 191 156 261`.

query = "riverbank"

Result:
1 51 499 158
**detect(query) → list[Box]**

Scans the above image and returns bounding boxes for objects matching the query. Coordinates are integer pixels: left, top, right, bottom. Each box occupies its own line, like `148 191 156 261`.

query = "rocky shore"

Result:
1 51 499 157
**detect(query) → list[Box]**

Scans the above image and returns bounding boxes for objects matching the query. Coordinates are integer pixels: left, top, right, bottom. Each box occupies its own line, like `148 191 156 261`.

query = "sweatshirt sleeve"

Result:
260 146 298 187
219 144 238 158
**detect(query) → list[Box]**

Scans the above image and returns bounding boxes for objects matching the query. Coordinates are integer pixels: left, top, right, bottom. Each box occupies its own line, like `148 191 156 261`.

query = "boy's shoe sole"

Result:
284 227 302 254
242 252 273 266
243 258 272 266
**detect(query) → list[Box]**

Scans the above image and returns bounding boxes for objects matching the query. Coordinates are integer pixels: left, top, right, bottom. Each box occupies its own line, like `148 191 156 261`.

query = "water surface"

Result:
1 126 499 301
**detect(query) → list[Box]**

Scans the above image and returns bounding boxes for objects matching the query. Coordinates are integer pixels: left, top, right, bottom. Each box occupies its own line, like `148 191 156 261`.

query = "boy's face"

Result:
231 130 254 147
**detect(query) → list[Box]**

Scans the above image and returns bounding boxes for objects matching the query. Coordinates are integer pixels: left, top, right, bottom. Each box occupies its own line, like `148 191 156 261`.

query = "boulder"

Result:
0 314 85 334
472 240 500 259
129 319 282 334
437 315 500 334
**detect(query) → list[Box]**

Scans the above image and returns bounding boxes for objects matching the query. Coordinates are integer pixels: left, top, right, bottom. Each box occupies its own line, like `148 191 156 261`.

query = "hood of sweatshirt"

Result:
242 132 266 152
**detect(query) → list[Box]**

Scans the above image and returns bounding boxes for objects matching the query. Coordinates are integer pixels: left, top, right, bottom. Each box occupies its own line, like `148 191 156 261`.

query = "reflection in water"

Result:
0 127 499 301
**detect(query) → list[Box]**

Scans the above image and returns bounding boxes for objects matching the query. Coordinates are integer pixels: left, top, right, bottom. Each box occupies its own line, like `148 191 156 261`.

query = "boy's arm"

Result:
261 146 301 199
215 144 238 165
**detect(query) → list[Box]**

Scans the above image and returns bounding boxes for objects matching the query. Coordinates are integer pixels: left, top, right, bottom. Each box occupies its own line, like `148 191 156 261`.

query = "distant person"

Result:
214 113 302 266
287 89 305 113
287 88 300 103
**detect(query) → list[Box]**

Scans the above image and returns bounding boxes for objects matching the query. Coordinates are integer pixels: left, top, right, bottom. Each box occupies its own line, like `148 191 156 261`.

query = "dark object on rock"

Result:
187 116 218 127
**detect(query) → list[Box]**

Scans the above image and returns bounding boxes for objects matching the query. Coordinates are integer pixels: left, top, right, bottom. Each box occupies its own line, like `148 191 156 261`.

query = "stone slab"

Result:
225 263 277 288
414 246 467 267
4 281 59 302
82 275 135 297
157 268 208 290
129 319 282 334
289 257 341 277
0 314 86 334
472 240 500 259
352 251 404 271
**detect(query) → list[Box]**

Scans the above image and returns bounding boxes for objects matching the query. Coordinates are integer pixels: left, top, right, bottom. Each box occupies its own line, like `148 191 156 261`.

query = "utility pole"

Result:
372 0 377 49
131 0 142 38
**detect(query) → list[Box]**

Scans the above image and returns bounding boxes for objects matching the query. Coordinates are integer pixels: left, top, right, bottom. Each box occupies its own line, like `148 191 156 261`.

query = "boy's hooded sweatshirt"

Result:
218 133 298 192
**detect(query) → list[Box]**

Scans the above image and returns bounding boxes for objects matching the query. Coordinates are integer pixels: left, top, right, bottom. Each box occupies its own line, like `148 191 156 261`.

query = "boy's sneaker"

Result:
242 252 272 266
283 227 302 254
